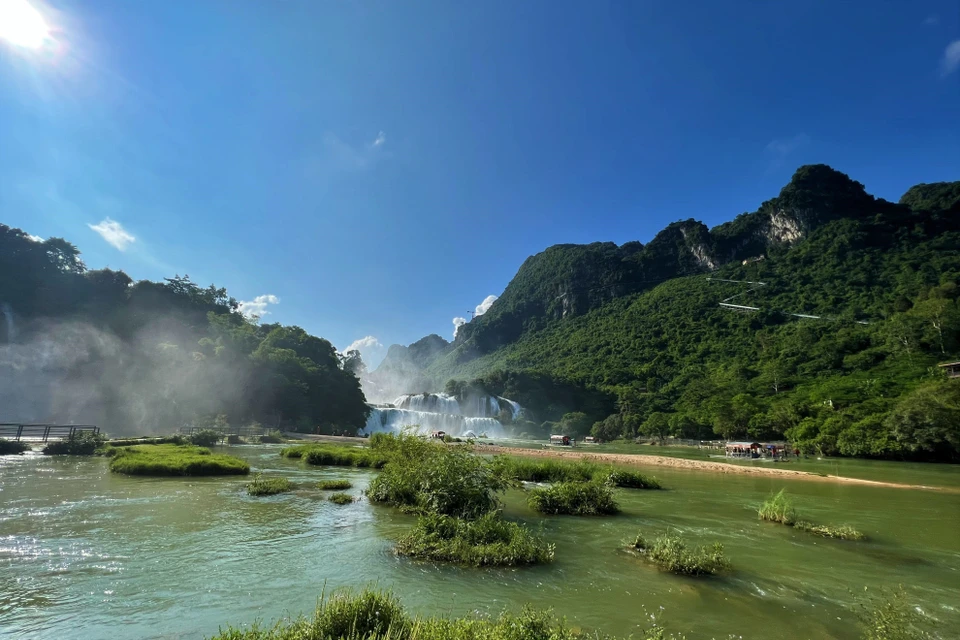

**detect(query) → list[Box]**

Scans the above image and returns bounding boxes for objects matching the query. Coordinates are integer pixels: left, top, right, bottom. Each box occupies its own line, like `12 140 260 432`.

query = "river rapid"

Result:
1 446 958 639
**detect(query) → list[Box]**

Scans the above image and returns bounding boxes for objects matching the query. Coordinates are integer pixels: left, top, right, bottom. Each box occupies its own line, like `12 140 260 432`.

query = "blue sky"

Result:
2 0 958 368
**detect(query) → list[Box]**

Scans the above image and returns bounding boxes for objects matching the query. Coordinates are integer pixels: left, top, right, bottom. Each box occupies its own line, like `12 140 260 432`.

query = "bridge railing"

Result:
0 424 100 442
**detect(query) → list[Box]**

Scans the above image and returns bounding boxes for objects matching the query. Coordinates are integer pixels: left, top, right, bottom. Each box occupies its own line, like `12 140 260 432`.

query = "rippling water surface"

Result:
1 446 958 639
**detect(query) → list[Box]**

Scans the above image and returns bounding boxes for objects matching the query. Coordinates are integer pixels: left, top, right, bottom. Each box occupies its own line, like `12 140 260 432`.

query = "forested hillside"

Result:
399 166 960 461
0 227 368 435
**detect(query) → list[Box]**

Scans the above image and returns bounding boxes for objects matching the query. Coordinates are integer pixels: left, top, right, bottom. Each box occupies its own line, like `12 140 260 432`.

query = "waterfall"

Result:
1 303 14 342
499 397 522 420
363 407 504 438
393 393 461 415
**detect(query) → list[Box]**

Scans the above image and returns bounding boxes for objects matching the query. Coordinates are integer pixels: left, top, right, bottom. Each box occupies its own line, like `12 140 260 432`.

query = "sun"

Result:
0 0 49 49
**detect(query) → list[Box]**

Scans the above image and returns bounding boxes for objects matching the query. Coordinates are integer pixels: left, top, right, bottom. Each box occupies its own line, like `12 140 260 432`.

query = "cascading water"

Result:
361 392 522 438
1 303 14 342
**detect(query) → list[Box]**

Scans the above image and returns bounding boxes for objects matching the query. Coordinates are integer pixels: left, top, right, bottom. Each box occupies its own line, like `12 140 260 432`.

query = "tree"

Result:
342 349 367 377
640 412 671 443
554 412 593 438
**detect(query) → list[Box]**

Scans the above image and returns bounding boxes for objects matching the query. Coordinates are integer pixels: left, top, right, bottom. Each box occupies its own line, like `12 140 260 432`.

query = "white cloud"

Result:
238 294 279 319
923 15 939 26
87 218 135 251
452 317 467 339
372 131 386 147
765 134 810 158
474 294 498 317
345 335 382 352
27 234 43 242
941 40 960 76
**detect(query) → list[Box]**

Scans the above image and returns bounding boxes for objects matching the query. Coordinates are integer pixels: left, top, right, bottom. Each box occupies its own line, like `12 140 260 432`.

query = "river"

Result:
1 446 958 639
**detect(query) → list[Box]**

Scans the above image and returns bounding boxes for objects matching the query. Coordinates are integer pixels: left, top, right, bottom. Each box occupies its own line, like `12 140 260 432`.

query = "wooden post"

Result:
16 424 23 441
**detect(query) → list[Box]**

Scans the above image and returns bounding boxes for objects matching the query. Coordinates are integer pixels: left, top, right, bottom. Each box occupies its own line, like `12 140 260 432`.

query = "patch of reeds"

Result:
795 521 867 541
108 444 250 476
759 489 867 541
188 429 222 447
395 512 554 567
247 473 294 496
280 444 388 468
758 489 797 525
0 438 30 455
107 436 186 447
527 480 620 516
366 433 508 518
494 456 662 490
42 432 107 455
317 479 353 490
206 586 680 639
632 530 731 576
258 430 284 444
328 492 355 505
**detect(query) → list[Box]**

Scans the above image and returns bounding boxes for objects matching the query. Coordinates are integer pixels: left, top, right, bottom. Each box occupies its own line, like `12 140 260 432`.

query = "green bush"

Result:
603 469 662 490
226 434 245 445
317 479 353 490
206 586 680 639
280 444 388 468
633 530 731 576
758 489 797 525
366 433 508 518
247 473 294 496
395 512 554 567
328 492 354 505
108 444 250 476
189 429 222 447
258 430 284 444
107 436 186 447
795 521 867 541
527 480 620 515
42 431 107 455
494 456 661 489
0 438 30 455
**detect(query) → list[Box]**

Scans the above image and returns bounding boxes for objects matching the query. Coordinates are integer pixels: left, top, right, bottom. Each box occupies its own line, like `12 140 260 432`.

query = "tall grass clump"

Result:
328 492 354 505
858 586 932 640
603 469 662 490
280 444 388 468
758 489 797 525
108 444 250 476
317 479 353 490
247 473 294 496
42 431 107 455
759 489 867 540
632 530 731 576
395 512 554 567
107 436 186 447
366 433 508 518
189 429 222 446
206 586 683 639
494 456 662 489
258 430 284 444
527 480 620 516
0 438 30 455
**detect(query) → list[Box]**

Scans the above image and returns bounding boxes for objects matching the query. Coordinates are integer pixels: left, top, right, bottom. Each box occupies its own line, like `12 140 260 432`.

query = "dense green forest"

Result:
0 226 368 435
390 166 960 461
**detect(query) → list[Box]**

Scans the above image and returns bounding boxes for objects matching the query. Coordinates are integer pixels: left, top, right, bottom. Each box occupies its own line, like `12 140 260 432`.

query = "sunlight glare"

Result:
0 0 49 49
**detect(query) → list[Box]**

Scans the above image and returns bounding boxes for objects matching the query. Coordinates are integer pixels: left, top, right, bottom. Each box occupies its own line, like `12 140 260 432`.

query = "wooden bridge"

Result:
0 423 100 442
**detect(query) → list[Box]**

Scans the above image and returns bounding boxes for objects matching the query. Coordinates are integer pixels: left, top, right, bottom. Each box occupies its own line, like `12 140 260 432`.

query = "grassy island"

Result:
632 530 731 576
317 479 353 490
759 490 866 541
328 492 355 505
247 474 294 496
527 480 620 515
280 444 388 468
108 444 250 476
0 438 30 455
495 457 661 489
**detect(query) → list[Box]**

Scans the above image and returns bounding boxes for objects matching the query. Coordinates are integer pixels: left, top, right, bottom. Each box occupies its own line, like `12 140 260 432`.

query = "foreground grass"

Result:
281 444 389 469
109 444 250 476
248 473 294 496
395 512 554 567
759 489 866 541
206 587 684 640
632 531 731 576
0 438 30 455
317 479 353 490
527 480 620 515
495 457 661 490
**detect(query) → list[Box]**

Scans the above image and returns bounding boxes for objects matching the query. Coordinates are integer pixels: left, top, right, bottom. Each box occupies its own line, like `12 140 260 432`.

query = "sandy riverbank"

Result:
472 443 955 492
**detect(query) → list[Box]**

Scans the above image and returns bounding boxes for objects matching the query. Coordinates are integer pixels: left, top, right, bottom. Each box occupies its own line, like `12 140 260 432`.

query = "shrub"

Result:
494 456 662 489
366 433 508 518
247 473 294 496
603 469 662 490
226 434 245 445
280 444 388 468
0 438 29 455
527 481 620 515
795 521 867 541
42 431 107 455
758 489 797 525
108 444 250 476
633 530 730 576
107 436 185 447
189 429 221 447
258 430 284 444
317 479 353 490
395 512 554 567
206 586 681 639
328 492 354 505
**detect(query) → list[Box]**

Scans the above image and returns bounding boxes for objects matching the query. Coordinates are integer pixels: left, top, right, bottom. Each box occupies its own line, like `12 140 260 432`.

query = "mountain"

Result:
373 166 960 460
